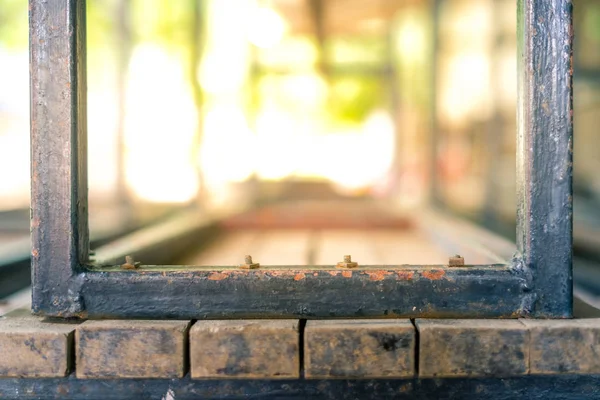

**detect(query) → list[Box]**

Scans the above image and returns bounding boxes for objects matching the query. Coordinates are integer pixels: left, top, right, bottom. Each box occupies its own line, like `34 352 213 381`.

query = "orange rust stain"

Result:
268 270 297 278
422 269 446 280
313 272 318 276
328 271 340 277
365 270 392 281
31 249 39 258
208 272 230 281
397 271 414 280
294 272 306 281
342 270 352 278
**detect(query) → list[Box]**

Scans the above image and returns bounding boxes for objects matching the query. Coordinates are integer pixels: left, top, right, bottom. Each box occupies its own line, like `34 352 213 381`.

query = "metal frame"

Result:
2 374 600 399
30 0 573 319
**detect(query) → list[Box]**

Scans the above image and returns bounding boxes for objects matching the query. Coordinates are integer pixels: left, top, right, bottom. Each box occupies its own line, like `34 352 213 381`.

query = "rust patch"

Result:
365 270 392 281
267 270 297 278
342 270 352 278
31 249 39 258
397 271 414 280
422 269 446 280
294 272 306 281
313 272 318 276
208 272 230 281
328 271 340 277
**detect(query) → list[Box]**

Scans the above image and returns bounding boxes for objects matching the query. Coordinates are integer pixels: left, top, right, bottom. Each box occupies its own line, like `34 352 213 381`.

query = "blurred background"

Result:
0 0 599 310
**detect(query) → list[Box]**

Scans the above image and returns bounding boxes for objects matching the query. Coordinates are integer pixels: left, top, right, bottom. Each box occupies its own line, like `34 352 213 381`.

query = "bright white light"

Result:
323 111 395 190
124 44 199 203
280 74 328 107
246 7 286 49
199 104 255 184
254 107 299 180
440 52 492 125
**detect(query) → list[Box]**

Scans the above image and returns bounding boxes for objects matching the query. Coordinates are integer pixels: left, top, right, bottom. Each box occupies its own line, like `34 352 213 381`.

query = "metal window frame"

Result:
29 0 573 319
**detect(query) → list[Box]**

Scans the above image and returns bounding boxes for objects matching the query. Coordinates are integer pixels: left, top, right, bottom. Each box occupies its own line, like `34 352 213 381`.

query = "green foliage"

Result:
327 76 385 124
132 0 195 52
0 0 28 49
583 5 600 42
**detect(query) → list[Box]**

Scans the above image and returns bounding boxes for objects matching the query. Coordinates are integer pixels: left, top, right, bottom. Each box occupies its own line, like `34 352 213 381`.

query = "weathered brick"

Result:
190 320 299 379
521 318 600 374
0 316 78 377
416 319 529 378
76 320 190 379
304 319 415 379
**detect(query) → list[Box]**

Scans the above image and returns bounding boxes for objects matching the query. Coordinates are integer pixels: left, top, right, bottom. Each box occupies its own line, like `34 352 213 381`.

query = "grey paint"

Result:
30 0 89 315
516 0 574 317
1 374 600 399
29 0 574 319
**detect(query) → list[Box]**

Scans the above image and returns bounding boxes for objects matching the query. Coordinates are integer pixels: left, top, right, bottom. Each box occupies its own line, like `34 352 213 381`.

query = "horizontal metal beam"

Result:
67 265 530 319
1 374 600 399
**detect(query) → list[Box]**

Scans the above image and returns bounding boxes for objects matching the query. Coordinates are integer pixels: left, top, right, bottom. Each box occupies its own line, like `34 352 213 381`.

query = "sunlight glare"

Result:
124 44 199 203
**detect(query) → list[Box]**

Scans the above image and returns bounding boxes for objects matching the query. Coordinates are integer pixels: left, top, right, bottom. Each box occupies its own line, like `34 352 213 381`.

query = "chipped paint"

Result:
422 270 446 280
207 272 229 281
365 271 392 281
397 271 414 280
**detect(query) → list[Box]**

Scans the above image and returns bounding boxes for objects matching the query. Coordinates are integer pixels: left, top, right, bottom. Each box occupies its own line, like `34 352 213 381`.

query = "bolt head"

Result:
449 255 465 266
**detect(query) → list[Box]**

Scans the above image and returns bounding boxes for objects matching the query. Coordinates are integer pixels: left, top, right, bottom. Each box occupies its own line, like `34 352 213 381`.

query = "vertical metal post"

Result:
30 0 88 316
516 0 573 317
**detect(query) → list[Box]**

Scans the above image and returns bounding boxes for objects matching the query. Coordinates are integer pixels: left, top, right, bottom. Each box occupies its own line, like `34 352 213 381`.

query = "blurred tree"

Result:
0 0 28 49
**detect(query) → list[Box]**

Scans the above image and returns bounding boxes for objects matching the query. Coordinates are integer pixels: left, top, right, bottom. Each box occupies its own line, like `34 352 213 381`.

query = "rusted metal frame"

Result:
516 0 573 317
70 265 527 319
27 0 542 320
30 0 89 316
3 372 600 399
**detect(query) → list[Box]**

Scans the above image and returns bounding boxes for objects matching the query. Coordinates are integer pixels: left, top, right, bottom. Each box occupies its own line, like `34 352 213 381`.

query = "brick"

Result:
190 320 299 379
521 318 600 374
76 320 190 379
0 316 78 377
304 319 415 379
416 319 529 378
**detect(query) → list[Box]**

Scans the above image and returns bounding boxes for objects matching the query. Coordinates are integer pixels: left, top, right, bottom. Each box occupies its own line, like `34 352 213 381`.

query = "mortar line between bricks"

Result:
517 318 531 375
299 319 307 379
185 320 195 377
410 319 419 377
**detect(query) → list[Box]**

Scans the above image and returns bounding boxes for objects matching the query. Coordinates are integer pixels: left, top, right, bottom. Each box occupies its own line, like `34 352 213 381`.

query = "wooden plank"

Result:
250 230 312 265
76 320 190 379
416 319 529 378
181 231 258 266
305 319 415 379
370 230 448 265
190 320 299 379
0 316 78 378
315 230 382 265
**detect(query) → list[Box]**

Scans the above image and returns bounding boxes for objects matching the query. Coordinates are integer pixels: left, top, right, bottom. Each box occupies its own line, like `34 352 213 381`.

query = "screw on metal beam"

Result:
121 255 141 270
449 255 465 267
240 255 260 269
336 255 358 269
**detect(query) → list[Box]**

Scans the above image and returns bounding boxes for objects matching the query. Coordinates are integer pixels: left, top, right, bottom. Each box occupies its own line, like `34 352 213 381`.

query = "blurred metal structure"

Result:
30 0 573 319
